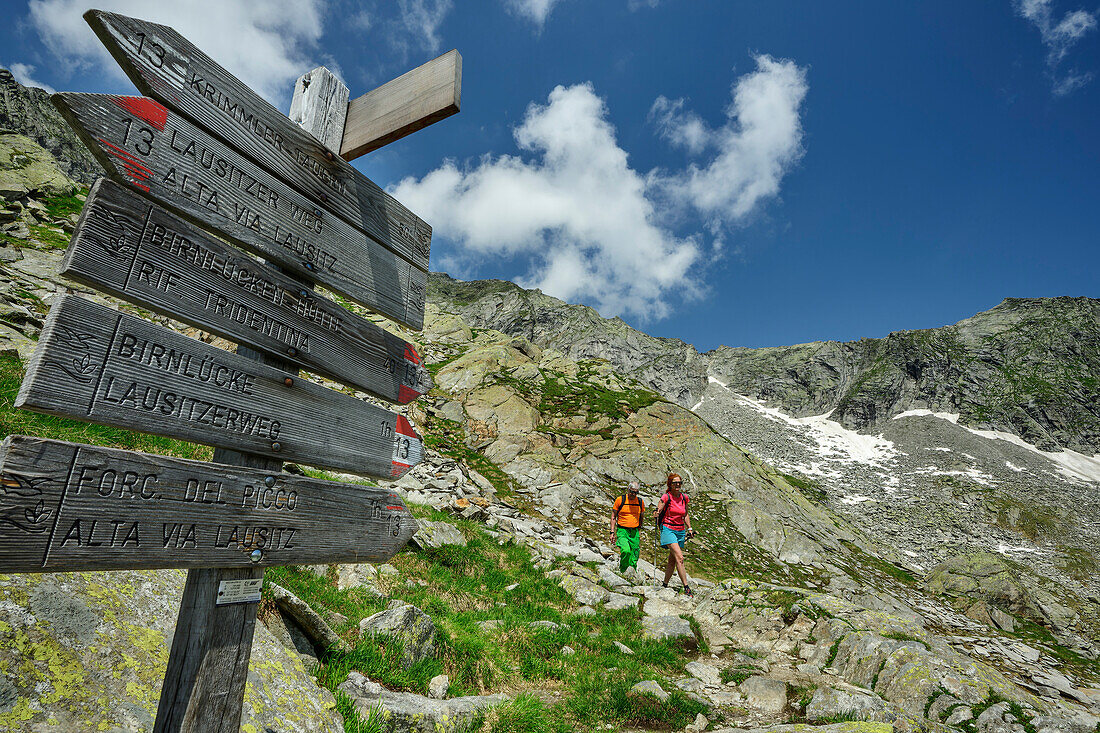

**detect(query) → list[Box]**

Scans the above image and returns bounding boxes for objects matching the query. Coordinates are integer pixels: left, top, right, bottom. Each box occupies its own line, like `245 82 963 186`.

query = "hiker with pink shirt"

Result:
655 473 696 596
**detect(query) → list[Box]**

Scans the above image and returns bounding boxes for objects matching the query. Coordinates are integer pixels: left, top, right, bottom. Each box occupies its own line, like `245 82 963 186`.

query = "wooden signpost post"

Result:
0 9 462 732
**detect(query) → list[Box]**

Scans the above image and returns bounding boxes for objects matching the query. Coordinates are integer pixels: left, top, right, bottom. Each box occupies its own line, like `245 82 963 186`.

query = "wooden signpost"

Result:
0 435 417 572
53 92 429 328
341 49 462 158
84 9 450 221
63 178 429 404
0 8 462 731
16 295 424 477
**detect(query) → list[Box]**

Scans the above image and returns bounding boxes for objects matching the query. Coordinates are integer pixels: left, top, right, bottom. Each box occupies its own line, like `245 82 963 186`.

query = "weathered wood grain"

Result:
14 295 424 478
0 435 418 572
154 565 261 733
157 318 290 732
290 66 349 153
62 178 430 403
342 49 462 160
52 93 427 329
83 10 433 273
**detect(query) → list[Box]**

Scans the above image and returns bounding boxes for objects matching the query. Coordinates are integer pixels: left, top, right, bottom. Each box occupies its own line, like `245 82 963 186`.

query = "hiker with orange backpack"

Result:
656 473 696 596
609 481 645 576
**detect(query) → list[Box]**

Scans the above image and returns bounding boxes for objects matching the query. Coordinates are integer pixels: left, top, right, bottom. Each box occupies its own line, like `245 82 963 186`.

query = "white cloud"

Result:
1014 0 1097 94
649 54 808 226
393 58 808 322
390 0 453 55
350 10 373 31
7 62 56 93
504 0 563 28
392 83 702 321
27 0 326 106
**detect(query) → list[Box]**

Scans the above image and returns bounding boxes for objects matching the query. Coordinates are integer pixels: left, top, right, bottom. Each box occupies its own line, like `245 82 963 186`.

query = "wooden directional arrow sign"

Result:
62 178 430 404
0 435 418 573
85 10 434 263
16 295 424 478
52 93 428 329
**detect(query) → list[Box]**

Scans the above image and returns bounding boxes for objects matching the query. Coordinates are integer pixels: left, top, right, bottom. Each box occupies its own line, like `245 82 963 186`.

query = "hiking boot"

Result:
683 586 694 597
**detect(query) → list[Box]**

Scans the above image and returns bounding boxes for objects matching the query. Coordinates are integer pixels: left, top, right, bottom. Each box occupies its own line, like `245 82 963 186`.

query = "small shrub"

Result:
720 667 753 685
882 631 931 651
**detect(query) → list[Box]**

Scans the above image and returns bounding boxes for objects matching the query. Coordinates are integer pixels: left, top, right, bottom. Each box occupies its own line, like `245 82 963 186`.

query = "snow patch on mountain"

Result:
893 408 1100 484
693 374 1100 594
706 377 899 471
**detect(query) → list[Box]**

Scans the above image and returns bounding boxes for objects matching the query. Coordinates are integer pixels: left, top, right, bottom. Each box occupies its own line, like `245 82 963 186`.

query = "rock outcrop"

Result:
0 68 102 185
707 297 1100 454
428 273 710 407
0 570 341 732
0 132 79 200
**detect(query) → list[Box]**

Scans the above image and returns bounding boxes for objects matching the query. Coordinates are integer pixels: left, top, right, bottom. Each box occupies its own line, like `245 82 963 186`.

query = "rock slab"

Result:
339 671 506 733
359 600 438 668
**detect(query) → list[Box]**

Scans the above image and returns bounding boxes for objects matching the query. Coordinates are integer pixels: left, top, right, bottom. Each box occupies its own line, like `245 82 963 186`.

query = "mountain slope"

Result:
428 273 709 407
707 297 1100 454
430 275 1100 456
0 68 102 185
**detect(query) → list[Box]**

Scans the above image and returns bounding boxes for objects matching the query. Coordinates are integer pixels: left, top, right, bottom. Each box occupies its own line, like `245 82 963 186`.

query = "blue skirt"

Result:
659 525 687 548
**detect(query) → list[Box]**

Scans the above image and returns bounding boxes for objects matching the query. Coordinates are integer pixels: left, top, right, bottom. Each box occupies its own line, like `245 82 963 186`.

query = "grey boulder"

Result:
338 671 505 733
560 575 610 605
359 600 438 668
641 615 697 649
630 680 669 702
806 685 891 722
411 521 467 550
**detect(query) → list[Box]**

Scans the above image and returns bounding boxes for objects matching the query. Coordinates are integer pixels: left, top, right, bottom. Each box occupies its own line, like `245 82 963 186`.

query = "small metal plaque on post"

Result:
216 578 263 605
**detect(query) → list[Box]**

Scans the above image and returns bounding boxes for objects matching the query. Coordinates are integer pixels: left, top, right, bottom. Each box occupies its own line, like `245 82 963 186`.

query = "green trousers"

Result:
615 526 640 572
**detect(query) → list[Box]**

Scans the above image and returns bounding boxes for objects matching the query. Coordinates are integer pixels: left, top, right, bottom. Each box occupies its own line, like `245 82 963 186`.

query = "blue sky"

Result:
3 0 1098 351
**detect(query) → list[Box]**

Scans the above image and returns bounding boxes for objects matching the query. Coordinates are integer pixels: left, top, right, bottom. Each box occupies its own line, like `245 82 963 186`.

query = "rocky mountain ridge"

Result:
0 68 102 186
428 275 1100 456
706 297 1100 455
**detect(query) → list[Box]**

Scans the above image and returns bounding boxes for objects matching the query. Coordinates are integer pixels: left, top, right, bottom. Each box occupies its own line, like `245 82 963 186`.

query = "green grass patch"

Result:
485 694 566 733
781 472 828 505
840 540 917 586
42 188 87 219
0 351 211 460
1058 547 1098 582
333 692 386 733
537 370 661 423
720 666 754 685
881 631 930 651
267 520 710 731
24 223 70 250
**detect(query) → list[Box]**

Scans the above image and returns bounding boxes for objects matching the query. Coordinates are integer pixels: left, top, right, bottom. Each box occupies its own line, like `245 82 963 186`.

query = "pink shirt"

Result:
660 492 688 530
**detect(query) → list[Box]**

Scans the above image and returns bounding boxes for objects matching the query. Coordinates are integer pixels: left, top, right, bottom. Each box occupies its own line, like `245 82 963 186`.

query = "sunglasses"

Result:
670 481 682 486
